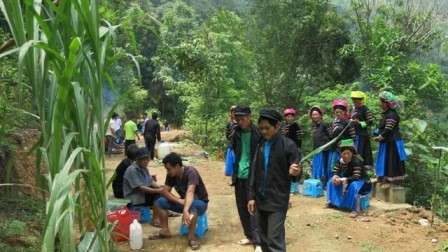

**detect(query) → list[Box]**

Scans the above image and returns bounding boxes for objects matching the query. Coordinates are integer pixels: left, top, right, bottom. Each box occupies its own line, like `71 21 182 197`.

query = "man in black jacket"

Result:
230 105 261 251
248 108 301 252
144 112 161 160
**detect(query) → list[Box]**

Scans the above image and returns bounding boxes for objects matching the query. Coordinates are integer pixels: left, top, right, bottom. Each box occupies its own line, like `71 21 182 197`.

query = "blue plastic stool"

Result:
360 194 371 211
131 206 151 223
179 213 208 238
301 179 324 198
290 182 299 194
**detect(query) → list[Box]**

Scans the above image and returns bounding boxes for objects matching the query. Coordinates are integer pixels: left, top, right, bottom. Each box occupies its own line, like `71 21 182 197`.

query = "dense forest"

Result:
0 0 447 250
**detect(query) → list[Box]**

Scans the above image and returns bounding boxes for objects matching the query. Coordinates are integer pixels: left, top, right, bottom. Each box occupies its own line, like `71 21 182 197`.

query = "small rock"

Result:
431 238 438 243
306 223 311 226
419 218 430 227
347 235 352 240
334 234 339 239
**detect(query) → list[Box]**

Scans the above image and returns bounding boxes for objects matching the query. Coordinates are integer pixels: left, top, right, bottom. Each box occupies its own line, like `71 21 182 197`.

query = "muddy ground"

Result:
106 130 448 252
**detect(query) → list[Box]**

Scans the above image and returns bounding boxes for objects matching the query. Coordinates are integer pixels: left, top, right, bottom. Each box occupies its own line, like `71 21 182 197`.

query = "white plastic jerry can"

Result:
130 219 142 250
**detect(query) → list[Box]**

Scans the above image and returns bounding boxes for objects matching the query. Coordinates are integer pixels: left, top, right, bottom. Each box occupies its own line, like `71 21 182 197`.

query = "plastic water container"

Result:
130 219 142 249
157 141 171 159
107 207 141 241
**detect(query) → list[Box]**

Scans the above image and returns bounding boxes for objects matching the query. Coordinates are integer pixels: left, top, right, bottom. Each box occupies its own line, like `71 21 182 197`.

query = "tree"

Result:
249 0 359 110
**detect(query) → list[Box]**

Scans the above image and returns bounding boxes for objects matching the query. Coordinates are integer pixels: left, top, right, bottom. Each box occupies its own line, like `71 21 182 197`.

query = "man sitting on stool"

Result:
123 147 163 227
149 152 209 251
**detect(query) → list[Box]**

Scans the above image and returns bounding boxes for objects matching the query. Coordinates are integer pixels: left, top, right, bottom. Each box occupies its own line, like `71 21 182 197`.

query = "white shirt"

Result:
114 118 122 131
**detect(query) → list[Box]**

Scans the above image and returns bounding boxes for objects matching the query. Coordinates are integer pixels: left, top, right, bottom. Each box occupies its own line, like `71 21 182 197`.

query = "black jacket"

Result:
350 105 374 136
329 118 355 151
230 123 261 183
377 108 402 142
311 120 331 150
281 122 303 149
249 133 301 212
144 119 161 141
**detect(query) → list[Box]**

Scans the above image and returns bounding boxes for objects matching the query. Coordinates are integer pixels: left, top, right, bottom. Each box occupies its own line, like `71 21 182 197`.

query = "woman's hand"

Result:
332 175 341 185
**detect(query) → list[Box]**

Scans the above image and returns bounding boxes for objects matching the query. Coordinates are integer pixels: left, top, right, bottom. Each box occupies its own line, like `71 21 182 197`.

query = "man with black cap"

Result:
123 147 164 227
230 105 261 251
248 108 302 252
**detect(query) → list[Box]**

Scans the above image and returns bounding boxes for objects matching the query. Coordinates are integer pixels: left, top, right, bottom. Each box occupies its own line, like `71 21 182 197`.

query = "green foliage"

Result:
2 220 26 237
0 0 140 250
249 0 359 108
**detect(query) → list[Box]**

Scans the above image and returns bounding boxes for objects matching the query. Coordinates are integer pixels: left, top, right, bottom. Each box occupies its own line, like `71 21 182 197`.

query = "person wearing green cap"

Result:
324 139 372 218
248 108 301 252
350 91 374 169
373 91 406 188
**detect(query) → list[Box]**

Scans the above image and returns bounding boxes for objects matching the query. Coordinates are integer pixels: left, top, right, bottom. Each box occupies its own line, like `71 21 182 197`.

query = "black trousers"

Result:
145 138 156 160
257 209 287 252
124 139 136 156
235 178 260 246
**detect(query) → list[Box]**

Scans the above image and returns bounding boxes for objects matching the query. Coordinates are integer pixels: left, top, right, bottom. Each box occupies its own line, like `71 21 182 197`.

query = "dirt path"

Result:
105 130 448 252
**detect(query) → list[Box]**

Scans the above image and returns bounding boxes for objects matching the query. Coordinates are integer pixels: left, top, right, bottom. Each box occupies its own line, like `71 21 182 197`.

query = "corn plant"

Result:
0 0 137 250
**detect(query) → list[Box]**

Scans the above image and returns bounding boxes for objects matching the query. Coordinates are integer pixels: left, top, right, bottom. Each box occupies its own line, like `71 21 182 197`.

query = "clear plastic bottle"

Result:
130 219 142 249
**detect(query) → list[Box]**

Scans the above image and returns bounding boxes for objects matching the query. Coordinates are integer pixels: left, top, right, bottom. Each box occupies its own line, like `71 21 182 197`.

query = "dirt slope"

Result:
106 130 448 252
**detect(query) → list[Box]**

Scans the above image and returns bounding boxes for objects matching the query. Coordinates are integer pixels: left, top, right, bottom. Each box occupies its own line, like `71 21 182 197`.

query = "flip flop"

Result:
237 238 253 245
148 231 172 240
189 239 201 250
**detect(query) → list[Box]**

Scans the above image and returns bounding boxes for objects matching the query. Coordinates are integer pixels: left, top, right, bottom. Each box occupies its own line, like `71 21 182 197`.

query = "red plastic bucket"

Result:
107 207 141 242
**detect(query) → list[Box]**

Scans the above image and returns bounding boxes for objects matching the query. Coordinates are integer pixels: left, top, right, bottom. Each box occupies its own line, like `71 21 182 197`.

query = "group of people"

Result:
106 112 162 159
226 105 302 252
108 90 406 252
112 147 209 250
308 91 406 218
224 90 407 252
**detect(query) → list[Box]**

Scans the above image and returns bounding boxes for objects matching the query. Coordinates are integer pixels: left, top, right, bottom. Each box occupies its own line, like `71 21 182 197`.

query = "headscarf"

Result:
332 99 349 119
309 105 323 117
350 91 366 105
338 139 357 154
283 108 296 116
379 91 402 109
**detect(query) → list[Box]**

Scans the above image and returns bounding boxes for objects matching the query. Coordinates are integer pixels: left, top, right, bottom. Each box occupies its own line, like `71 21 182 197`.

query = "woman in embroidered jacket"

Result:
325 139 372 218
350 91 374 169
373 91 407 188
309 105 331 182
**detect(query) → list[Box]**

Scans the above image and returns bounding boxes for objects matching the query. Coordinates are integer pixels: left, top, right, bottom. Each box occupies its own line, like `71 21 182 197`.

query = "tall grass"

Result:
0 0 132 250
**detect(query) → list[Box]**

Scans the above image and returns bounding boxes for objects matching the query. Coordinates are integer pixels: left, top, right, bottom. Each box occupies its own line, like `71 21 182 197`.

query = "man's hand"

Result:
182 211 193 227
247 200 256 216
289 163 301 176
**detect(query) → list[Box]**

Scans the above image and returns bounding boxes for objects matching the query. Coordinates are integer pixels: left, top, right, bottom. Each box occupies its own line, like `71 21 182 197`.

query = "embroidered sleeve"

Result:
364 109 374 127
346 163 362 183
333 162 342 176
296 126 303 149
380 116 397 140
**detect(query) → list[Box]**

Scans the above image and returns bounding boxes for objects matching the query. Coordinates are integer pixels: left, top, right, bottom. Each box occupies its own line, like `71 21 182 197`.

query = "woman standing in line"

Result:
350 91 374 169
373 91 406 188
309 105 331 184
